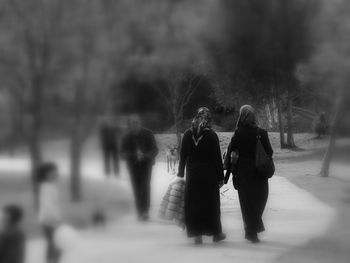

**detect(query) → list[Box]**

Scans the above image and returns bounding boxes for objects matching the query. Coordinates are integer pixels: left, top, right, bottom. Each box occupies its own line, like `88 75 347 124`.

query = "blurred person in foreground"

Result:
37 163 62 263
225 105 273 243
178 107 226 244
0 205 25 263
99 116 121 177
121 115 158 221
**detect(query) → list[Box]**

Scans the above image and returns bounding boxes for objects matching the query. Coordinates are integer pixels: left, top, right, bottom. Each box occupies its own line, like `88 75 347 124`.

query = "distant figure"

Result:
0 205 25 263
91 209 107 228
314 112 328 139
178 107 226 245
100 117 120 177
225 105 273 243
37 163 62 263
166 146 178 174
121 115 158 221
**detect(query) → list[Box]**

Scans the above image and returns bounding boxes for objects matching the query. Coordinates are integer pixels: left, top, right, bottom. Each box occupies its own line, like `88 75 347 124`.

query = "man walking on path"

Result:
100 117 121 177
121 115 158 221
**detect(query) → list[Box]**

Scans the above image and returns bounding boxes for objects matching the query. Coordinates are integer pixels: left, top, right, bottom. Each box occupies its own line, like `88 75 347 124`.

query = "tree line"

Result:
0 0 348 202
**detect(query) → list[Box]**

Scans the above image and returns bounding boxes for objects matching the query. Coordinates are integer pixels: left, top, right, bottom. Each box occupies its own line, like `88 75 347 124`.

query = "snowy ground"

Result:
0 133 348 263
25 162 335 263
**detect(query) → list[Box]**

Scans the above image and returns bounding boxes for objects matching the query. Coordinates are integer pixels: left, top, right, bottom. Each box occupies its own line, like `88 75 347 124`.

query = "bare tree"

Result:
66 0 112 202
154 69 204 148
2 0 67 203
320 85 345 177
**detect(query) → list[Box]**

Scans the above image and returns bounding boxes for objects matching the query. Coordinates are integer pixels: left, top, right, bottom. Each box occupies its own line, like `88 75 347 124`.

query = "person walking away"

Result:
225 105 273 243
121 115 158 221
100 117 120 177
37 163 63 263
178 107 226 245
314 112 328 138
0 205 25 263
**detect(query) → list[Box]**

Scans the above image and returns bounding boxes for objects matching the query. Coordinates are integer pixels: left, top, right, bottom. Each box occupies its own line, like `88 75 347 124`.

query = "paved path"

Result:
25 162 335 263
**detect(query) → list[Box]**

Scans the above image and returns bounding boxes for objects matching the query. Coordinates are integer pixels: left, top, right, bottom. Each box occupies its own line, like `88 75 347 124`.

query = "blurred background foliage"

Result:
0 0 349 198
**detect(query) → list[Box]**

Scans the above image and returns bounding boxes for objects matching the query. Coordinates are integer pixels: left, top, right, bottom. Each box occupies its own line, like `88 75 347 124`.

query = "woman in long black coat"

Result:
225 105 273 243
178 107 226 244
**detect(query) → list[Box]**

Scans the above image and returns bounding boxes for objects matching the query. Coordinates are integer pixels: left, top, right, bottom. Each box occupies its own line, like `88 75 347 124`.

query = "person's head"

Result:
1 204 23 228
191 107 212 134
128 114 142 134
236 105 258 129
36 162 58 184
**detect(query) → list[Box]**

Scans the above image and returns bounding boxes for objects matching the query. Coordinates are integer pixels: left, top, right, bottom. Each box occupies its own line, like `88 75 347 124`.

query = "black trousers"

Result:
127 161 152 216
236 160 269 236
102 144 120 176
42 226 61 263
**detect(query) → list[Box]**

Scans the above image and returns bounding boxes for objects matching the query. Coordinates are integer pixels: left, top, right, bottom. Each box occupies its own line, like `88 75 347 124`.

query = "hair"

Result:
191 107 212 134
236 105 257 129
3 204 24 226
35 162 58 184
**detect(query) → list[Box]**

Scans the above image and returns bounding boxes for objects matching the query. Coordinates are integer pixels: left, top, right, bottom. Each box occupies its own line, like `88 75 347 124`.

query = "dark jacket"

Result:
178 129 224 237
224 126 273 234
100 123 119 148
178 129 224 181
121 128 158 165
225 127 273 182
0 227 25 263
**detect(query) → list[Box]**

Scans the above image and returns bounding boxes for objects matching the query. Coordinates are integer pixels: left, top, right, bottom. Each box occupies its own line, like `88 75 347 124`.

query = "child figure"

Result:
37 163 62 263
0 204 25 263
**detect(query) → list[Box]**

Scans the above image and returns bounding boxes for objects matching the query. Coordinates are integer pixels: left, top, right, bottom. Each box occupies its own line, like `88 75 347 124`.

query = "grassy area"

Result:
0 172 131 237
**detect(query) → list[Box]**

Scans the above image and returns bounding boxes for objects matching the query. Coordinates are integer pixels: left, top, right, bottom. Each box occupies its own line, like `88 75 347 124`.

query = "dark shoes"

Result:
245 233 260 243
213 233 227 243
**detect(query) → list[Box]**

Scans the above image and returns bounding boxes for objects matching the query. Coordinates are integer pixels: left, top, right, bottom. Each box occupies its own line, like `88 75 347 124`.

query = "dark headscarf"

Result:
236 105 258 129
191 107 212 137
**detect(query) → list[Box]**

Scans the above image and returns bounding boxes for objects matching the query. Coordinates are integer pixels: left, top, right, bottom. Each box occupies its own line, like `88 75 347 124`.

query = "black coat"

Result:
100 123 119 148
226 126 273 235
178 129 224 237
121 128 158 165
0 227 25 263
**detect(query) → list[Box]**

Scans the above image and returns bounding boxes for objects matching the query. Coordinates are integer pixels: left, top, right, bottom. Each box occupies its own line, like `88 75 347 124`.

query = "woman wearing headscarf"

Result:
178 107 226 244
225 105 273 243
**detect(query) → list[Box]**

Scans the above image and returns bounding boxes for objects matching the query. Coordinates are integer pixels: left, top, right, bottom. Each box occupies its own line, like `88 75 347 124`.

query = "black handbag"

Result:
223 143 239 189
255 128 275 179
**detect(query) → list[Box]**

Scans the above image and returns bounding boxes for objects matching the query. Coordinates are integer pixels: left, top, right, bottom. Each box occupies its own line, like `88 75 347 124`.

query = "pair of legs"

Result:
42 226 61 263
128 161 152 220
102 144 120 177
237 179 268 243
184 167 226 244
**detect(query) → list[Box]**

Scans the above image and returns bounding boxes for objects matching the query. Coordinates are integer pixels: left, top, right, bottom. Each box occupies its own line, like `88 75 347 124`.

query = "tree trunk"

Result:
70 129 83 202
320 86 344 177
30 130 42 207
30 77 44 206
70 84 84 202
276 96 286 148
286 90 296 148
268 102 277 130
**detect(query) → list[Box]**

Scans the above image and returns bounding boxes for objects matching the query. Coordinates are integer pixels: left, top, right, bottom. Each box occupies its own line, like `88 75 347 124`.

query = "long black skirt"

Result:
184 163 222 237
236 158 269 235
